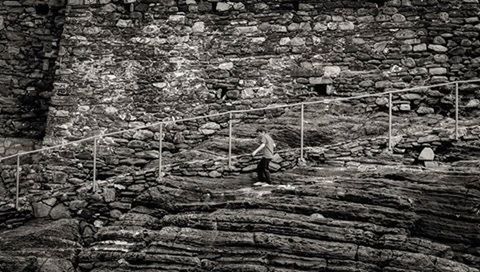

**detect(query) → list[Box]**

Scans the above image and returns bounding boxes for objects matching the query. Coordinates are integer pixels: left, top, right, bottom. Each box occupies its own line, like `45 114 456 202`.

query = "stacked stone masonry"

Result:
0 0 65 155
45 0 480 145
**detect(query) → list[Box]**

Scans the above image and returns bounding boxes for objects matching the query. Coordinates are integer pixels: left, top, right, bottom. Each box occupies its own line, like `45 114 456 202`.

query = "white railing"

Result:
1 79 480 210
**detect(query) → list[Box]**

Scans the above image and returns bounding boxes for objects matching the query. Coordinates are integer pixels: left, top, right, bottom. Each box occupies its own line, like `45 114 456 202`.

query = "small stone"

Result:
401 93 422 100
233 2 245 10
313 23 327 32
116 19 132 28
94 220 104 228
417 106 435 115
418 135 440 143
327 22 338 30
299 3 314 10
433 36 446 45
33 202 52 218
392 14 405 22
309 77 330 85
142 25 159 34
424 161 439 168
323 66 341 78
376 97 389 106
418 147 435 161
133 130 154 140
40 259 74 272
290 37 305 46
103 188 116 202
428 44 448 52
208 171 222 178
434 54 449 63
192 22 205 33
287 23 299 32
219 62 234 70
4 1 22 6
216 2 231 11
110 209 122 218
402 58 416 68
429 67 447 75
69 200 87 210
466 99 479 108
279 37 290 46
395 29 416 39
270 162 281 171
413 43 427 52
168 15 185 24
152 82 167 89
199 122 221 135
50 203 71 219
399 104 411 111
0 16 4 30
43 198 57 206
338 22 354 31
241 164 257 172
375 81 392 89
359 80 374 87
235 26 257 34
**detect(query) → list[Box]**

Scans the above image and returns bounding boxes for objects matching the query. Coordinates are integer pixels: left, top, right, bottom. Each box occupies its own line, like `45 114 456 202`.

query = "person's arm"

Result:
252 143 265 156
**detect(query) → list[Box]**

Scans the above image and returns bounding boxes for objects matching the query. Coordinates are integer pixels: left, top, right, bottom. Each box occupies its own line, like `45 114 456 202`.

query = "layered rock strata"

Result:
74 168 480 271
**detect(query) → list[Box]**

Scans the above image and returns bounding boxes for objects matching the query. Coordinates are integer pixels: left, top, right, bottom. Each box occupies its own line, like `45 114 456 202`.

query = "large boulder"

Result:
418 147 435 161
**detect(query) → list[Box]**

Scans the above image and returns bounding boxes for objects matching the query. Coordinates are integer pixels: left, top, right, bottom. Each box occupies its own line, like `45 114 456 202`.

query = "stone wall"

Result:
45 0 480 146
1 123 478 223
0 0 66 155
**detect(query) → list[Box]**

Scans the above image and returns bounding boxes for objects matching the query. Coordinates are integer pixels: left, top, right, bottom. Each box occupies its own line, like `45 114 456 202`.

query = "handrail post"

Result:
455 82 459 140
15 155 20 210
228 112 232 169
300 103 304 159
159 123 163 181
388 93 393 151
93 137 97 192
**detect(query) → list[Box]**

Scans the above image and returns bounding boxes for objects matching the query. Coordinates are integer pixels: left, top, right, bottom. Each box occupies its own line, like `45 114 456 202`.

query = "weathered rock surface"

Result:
0 218 81 272
74 168 480 272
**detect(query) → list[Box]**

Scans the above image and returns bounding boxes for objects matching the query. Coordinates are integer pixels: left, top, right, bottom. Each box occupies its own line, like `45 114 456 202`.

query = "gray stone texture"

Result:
0 1 65 153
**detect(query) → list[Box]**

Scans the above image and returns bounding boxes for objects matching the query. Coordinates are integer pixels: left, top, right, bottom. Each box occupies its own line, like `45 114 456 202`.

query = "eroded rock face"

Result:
0 218 81 272
76 169 480 271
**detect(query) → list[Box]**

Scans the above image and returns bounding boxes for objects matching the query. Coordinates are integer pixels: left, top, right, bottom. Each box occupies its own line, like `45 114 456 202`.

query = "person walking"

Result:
251 128 276 183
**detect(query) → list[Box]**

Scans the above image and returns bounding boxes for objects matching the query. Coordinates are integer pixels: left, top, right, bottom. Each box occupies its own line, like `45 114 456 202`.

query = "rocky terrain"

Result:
1 163 479 272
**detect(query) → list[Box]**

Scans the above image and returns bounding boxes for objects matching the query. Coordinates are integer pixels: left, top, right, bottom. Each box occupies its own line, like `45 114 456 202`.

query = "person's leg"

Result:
264 158 271 183
257 158 265 182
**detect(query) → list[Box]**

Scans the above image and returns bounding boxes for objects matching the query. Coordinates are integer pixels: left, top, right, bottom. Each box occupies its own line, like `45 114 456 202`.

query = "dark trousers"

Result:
257 158 271 183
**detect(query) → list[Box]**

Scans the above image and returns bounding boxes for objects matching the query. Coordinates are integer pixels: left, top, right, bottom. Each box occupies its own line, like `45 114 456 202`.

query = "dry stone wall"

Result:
1 123 479 228
0 0 66 155
45 0 480 146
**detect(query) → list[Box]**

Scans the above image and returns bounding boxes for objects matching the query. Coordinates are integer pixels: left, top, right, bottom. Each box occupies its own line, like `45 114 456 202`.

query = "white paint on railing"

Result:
455 82 459 140
158 123 163 181
300 103 305 159
388 93 393 151
15 155 20 210
228 112 233 169
93 137 98 192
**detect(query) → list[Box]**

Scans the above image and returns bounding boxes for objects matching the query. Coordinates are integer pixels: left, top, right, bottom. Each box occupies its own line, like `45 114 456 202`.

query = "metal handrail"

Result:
2 78 480 210
1 79 479 162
